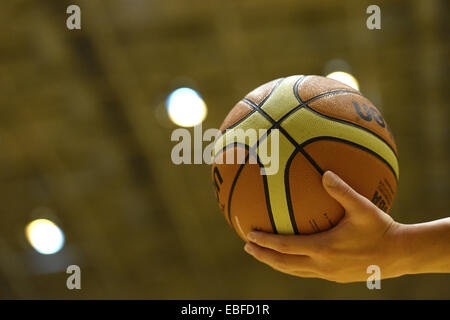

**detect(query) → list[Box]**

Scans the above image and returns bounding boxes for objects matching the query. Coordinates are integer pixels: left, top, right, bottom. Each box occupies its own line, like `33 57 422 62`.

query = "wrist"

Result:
379 222 415 278
389 222 415 276
392 219 450 275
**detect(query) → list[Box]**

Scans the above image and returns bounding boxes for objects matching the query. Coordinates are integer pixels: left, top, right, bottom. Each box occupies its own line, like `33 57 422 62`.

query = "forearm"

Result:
397 217 450 275
245 171 450 282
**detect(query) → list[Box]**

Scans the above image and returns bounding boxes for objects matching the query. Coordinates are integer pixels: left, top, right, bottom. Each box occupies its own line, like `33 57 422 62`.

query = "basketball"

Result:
211 75 399 241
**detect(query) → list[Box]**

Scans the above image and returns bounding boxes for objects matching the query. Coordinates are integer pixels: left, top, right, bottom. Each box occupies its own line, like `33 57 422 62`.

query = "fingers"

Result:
244 242 315 273
247 231 325 255
322 170 372 213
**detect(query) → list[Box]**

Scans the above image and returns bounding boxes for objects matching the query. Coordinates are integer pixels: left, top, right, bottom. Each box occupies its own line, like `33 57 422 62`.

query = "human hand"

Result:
244 170 406 283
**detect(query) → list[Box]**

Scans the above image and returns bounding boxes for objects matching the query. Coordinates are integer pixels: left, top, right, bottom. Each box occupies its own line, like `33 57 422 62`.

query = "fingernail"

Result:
247 232 256 242
323 171 339 188
244 243 253 254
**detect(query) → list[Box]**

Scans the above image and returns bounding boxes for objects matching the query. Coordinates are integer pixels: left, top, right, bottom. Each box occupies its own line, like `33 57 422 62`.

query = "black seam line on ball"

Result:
242 98 278 125
221 77 285 133
258 77 285 108
280 89 360 124
225 137 278 234
252 127 278 234
305 89 362 104
223 108 257 133
221 142 261 229
303 104 398 158
239 77 285 115
261 163 278 235
279 125 325 175
227 153 250 230
213 141 258 162
293 75 307 103
284 149 301 235
244 95 324 176
277 91 398 158
298 136 398 181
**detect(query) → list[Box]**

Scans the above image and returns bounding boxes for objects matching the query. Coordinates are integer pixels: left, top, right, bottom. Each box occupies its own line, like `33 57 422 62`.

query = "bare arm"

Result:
398 217 450 275
244 171 450 283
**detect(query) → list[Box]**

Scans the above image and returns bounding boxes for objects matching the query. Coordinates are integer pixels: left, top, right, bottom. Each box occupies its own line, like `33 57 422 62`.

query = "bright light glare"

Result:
25 219 65 255
166 88 207 127
326 71 360 90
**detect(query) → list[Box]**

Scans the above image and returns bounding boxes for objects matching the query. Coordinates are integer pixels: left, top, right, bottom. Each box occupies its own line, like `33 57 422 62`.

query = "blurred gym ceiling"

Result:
0 0 448 298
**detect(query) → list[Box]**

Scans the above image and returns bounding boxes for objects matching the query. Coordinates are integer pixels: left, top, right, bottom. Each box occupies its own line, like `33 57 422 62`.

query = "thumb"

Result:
322 171 372 213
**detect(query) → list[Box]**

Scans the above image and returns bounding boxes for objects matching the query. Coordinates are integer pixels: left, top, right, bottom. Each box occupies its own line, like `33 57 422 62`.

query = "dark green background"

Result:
0 0 448 298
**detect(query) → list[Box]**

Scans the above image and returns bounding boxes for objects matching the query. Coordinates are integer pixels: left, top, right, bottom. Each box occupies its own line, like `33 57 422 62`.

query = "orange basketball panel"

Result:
229 153 275 241
212 146 274 240
296 75 360 101
212 145 250 225
287 151 344 234
304 139 397 213
219 100 254 133
245 78 281 105
218 78 281 132
307 93 397 154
